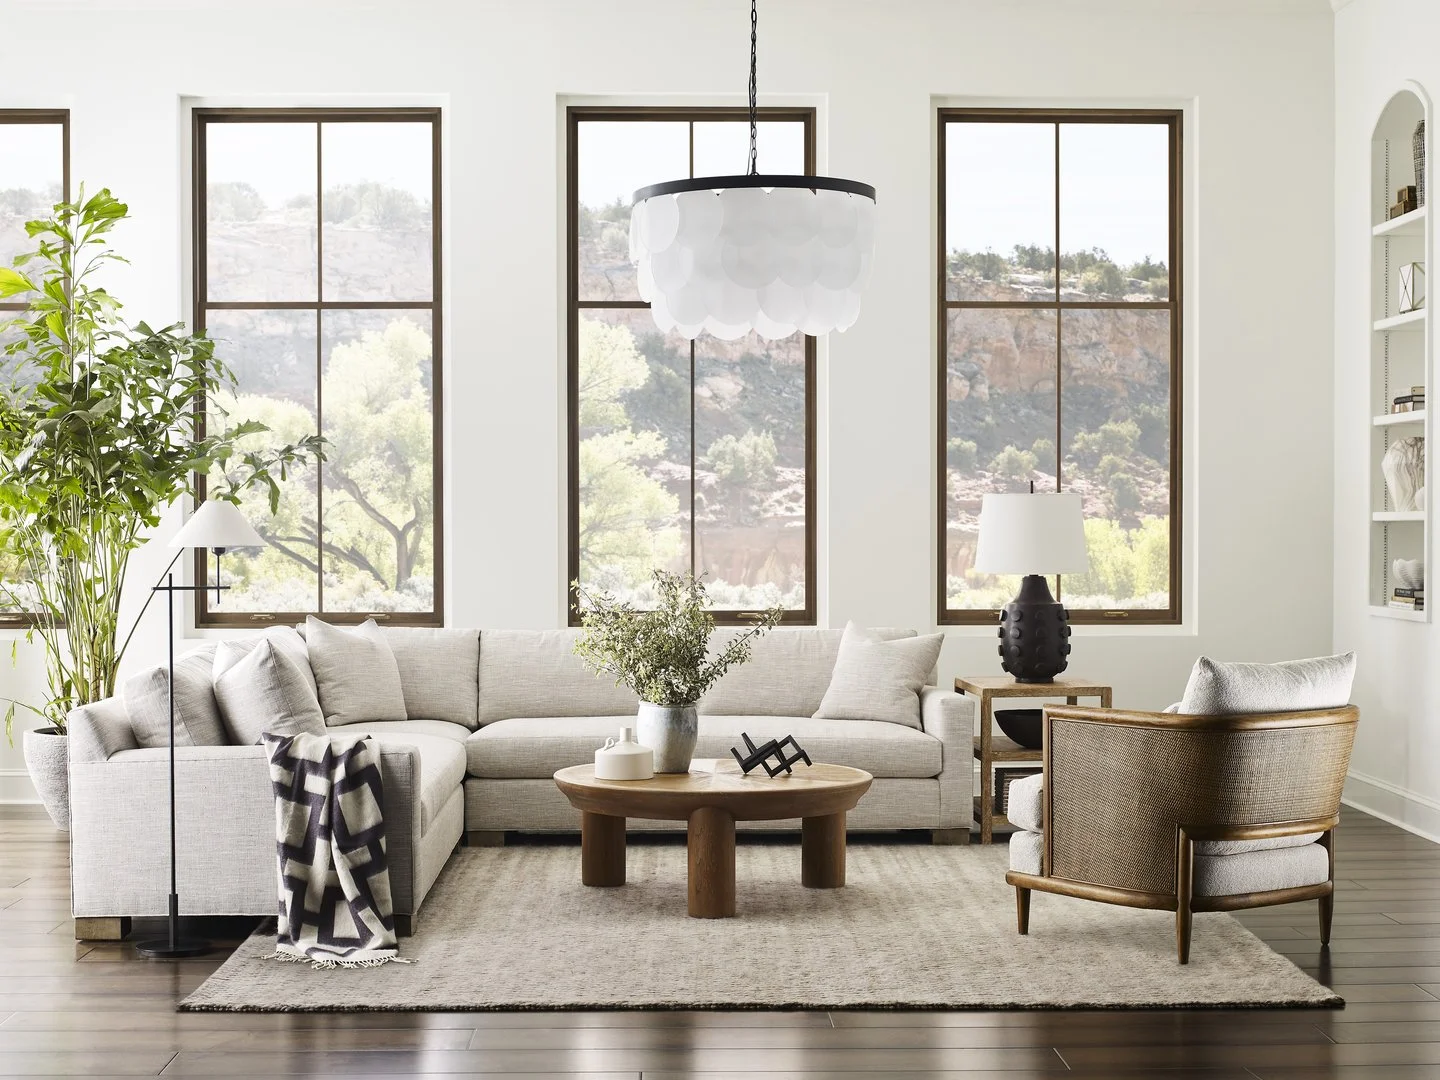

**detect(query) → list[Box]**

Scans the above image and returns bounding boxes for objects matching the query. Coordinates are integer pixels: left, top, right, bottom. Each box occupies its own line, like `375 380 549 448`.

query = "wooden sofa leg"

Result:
931 828 969 845
393 914 416 938
466 830 505 847
75 917 131 942
1015 887 1031 934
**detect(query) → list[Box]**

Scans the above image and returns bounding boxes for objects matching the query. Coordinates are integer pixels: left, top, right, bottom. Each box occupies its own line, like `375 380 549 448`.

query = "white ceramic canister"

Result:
594 726 655 781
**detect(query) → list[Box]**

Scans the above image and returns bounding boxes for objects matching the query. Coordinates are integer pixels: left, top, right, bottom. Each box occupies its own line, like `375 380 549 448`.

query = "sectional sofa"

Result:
66 626 975 939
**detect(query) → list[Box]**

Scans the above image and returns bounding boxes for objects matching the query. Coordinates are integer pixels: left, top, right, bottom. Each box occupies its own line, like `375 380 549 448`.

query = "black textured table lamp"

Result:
974 489 1090 683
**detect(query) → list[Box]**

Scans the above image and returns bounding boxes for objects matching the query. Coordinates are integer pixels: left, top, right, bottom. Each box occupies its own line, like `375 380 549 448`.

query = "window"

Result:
0 110 68 625
193 109 442 627
567 108 816 624
938 109 1181 624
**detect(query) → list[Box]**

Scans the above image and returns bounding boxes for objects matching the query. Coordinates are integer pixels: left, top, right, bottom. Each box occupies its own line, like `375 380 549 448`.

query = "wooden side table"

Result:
955 674 1113 844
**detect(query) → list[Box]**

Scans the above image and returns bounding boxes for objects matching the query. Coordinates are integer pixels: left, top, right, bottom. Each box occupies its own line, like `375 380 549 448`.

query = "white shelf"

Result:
1370 604 1429 622
1375 408 1427 426
1374 206 1427 236
1374 308 1427 332
1373 510 1427 522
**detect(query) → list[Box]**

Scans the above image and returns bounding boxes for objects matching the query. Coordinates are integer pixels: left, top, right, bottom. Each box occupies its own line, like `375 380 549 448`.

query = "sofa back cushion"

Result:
121 642 226 748
698 627 916 717
1177 653 1357 715
478 629 639 724
382 627 480 729
213 638 326 744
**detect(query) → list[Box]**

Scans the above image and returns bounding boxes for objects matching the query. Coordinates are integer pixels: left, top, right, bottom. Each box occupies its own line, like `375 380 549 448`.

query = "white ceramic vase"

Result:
594 726 655 781
1382 436 1426 511
1393 558 1426 591
23 727 69 831
635 703 698 774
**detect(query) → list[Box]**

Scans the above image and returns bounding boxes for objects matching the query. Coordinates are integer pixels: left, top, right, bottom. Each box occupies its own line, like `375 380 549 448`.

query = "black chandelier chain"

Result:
747 0 758 175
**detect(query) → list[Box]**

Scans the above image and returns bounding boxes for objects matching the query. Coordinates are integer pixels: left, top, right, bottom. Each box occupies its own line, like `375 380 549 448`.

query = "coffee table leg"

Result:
802 811 847 888
687 806 736 918
581 811 625 887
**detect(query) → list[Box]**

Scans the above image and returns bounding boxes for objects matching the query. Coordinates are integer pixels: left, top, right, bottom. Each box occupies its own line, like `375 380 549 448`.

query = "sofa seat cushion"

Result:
466 715 943 781
355 731 467 833
341 719 472 745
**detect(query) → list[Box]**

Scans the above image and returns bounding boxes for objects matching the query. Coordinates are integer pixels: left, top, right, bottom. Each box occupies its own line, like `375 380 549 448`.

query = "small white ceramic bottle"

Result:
594 726 655 781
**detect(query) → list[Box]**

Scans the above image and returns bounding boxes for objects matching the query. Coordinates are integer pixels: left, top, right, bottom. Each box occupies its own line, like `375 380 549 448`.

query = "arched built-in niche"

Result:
1369 84 1431 620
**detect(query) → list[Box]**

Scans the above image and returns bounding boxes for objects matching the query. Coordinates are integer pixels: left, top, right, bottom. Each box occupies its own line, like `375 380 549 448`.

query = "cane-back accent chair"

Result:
1004 704 1358 963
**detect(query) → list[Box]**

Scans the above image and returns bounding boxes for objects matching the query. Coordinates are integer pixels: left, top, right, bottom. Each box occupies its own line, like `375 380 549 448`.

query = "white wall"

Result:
0 0 1336 800
1334 0 1440 839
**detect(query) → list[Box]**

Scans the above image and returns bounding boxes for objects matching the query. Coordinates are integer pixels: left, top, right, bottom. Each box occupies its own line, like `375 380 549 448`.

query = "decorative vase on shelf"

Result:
636 703 698 774
1382 436 1426 511
1393 558 1426 591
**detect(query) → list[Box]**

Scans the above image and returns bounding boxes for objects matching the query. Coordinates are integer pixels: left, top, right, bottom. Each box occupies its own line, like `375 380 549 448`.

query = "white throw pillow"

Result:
813 622 944 730
212 638 325 745
1177 653 1357 715
305 616 408 726
209 626 317 701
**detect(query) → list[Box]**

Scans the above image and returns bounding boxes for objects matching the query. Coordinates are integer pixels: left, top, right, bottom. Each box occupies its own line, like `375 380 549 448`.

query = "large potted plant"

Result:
0 189 322 828
573 570 782 772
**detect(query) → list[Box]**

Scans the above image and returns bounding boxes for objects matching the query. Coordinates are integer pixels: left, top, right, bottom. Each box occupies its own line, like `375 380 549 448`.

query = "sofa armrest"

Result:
67 696 137 764
71 738 426 917
920 686 975 830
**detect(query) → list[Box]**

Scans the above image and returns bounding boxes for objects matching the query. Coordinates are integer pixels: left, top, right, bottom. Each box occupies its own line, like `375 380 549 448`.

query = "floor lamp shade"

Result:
974 492 1089 684
170 499 263 551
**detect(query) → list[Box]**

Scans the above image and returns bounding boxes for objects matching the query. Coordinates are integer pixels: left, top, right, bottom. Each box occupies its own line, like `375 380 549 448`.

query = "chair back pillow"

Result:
382 627 480 729
699 627 916 717
478 629 639 724
213 638 326 744
813 622 944 730
306 617 409 726
121 643 226 748
1177 652 1357 715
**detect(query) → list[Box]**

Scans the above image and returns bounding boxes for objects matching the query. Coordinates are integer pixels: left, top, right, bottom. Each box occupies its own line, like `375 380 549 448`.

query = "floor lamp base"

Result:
135 938 212 959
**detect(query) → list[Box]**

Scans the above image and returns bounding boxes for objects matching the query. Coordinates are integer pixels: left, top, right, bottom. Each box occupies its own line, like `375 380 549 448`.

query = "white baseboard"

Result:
1343 770 1440 845
0 768 38 805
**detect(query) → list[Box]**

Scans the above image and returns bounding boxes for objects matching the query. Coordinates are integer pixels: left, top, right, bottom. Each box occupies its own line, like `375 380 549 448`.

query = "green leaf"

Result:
0 268 33 299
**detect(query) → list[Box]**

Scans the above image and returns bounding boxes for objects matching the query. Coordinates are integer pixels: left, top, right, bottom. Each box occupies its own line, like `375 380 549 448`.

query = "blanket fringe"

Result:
261 951 417 970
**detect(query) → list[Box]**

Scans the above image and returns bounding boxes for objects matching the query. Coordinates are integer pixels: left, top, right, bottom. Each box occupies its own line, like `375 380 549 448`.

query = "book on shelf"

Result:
1394 587 1425 599
1394 397 1415 412
1389 599 1426 610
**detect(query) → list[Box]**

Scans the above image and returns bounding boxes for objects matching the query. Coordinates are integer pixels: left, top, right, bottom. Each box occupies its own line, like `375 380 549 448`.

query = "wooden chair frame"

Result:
1004 704 1357 963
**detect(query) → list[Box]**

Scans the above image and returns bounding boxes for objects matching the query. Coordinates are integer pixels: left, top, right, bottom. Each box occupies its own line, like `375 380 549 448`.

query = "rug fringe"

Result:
261 951 417 970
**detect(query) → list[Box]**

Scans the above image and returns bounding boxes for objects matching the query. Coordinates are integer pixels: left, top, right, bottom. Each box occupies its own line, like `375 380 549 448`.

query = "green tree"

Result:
323 182 428 229
1108 472 1141 515
947 437 978 471
206 181 264 223
1080 260 1126 296
948 249 1008 282
1030 437 1055 468
989 444 1037 480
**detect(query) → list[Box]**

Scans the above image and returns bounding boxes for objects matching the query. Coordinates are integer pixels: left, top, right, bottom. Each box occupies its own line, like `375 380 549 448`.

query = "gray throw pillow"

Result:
813 622 945 730
1177 653 1357 715
212 638 325 745
306 616 408 726
121 643 226 748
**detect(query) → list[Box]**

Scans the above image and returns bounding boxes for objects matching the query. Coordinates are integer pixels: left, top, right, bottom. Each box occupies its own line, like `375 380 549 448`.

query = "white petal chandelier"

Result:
629 1 876 342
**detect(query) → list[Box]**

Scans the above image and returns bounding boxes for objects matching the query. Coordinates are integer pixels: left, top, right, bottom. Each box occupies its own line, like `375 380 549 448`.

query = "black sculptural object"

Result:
731 732 811 776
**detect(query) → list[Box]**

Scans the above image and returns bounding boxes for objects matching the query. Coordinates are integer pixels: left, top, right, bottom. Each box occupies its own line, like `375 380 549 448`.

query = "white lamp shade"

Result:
170 499 264 550
972 492 1090 576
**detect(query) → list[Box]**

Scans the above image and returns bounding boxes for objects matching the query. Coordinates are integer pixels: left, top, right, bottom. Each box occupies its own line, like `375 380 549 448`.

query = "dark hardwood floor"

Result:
1 804 1438 1078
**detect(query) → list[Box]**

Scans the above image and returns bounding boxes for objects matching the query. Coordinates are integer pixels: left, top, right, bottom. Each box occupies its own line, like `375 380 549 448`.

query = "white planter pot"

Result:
635 703 698 774
23 727 69 831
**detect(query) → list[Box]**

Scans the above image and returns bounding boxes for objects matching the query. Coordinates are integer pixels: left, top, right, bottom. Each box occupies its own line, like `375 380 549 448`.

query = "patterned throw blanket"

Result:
262 732 413 969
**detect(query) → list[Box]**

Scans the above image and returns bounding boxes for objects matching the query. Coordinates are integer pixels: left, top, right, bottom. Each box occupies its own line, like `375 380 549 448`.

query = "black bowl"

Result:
995 708 1044 749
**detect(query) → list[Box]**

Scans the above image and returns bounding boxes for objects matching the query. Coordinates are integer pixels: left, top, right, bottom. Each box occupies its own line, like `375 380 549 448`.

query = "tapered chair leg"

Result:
1176 829 1194 964
1319 891 1334 946
1015 886 1031 935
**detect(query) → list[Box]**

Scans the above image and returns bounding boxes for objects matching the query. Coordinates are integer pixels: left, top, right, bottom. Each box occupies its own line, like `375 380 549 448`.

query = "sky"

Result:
0 123 64 190
945 121 1170 267
205 121 433 203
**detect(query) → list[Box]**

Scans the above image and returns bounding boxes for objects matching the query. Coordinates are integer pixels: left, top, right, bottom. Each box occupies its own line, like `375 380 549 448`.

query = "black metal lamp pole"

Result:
135 565 229 960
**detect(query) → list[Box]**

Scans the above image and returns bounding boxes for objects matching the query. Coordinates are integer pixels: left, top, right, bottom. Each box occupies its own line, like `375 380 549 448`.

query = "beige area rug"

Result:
181 842 1340 1011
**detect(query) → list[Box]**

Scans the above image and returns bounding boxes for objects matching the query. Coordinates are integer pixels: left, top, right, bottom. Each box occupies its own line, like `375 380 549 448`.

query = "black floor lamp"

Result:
135 499 263 960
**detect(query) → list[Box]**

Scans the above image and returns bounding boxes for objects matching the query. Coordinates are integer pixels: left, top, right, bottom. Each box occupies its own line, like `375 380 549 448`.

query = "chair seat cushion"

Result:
465 715 942 780
353 731 467 834
1006 772 1045 833
1009 830 1043 874
1195 843 1329 896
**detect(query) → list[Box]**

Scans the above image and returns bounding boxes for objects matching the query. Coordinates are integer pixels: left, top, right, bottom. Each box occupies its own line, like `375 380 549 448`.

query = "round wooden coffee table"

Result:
553 761 872 918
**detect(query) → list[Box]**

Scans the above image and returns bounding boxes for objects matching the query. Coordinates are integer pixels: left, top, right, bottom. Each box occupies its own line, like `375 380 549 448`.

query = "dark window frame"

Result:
937 107 1183 626
191 107 444 628
0 109 70 631
565 105 818 626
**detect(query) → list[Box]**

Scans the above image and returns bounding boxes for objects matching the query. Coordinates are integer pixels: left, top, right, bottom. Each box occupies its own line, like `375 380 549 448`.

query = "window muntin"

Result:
939 110 1181 624
0 110 68 625
568 108 816 623
193 109 442 626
